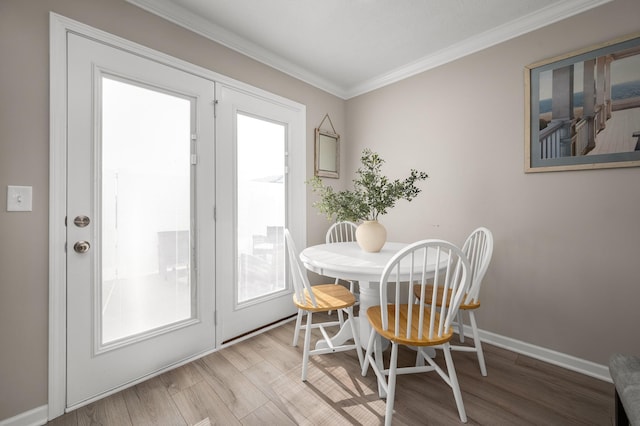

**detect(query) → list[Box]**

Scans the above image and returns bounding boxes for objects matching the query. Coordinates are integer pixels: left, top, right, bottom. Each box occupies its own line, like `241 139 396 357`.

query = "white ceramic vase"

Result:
356 220 387 252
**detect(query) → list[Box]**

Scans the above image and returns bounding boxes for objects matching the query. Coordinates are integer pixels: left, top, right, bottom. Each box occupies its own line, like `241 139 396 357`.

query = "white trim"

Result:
126 0 344 98
126 0 612 99
63 316 296 413
461 325 612 383
12 319 298 424
0 405 47 426
48 12 69 420
49 14 301 108
25 322 609 423
66 347 213 412
48 12 305 420
346 0 613 98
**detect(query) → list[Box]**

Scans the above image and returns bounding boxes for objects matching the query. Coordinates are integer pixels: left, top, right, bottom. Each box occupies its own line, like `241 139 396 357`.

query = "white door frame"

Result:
49 13 306 419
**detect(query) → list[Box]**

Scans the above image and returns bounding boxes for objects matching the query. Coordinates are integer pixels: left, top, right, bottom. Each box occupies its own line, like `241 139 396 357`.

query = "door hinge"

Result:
191 154 198 165
213 206 216 220
214 310 217 326
213 99 218 118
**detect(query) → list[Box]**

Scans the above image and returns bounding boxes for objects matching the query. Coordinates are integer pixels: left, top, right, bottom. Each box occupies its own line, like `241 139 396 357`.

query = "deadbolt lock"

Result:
73 215 91 228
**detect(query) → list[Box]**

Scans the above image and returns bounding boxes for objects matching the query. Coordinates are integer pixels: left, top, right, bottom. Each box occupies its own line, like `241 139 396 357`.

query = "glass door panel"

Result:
66 32 215 406
101 76 193 345
236 113 286 304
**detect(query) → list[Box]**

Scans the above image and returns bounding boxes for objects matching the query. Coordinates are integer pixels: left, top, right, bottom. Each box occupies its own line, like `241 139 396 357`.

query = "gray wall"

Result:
0 0 342 420
345 0 640 369
1 0 639 421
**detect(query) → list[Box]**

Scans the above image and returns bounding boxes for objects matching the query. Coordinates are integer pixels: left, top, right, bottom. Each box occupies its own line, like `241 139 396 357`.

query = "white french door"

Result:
52 15 306 415
215 84 304 343
66 33 215 407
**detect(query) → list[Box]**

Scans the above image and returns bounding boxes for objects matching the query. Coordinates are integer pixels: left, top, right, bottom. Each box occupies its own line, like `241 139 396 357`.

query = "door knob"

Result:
74 241 91 253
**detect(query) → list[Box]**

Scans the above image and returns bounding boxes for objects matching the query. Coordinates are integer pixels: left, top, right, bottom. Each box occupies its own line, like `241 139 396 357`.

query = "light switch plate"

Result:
7 185 33 212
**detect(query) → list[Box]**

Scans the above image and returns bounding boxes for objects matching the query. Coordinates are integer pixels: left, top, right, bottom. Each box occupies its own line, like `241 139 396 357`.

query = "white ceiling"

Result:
127 0 611 99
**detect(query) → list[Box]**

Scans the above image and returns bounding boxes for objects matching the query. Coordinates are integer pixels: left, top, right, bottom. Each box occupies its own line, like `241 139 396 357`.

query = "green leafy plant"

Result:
309 148 428 222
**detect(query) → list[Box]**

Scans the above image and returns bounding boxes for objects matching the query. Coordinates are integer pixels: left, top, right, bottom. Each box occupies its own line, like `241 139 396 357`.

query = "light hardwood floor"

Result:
49 314 614 425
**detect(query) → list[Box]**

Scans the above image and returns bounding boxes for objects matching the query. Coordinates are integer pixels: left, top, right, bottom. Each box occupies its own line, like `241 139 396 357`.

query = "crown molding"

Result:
346 0 614 98
128 0 613 100
126 0 348 97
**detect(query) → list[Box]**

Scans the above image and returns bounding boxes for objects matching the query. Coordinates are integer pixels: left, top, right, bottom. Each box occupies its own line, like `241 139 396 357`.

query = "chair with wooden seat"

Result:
325 221 358 325
285 229 364 381
362 239 471 425
413 227 493 376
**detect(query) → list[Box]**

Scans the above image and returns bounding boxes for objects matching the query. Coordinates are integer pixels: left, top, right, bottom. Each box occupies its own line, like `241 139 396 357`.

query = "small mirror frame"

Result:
314 128 340 178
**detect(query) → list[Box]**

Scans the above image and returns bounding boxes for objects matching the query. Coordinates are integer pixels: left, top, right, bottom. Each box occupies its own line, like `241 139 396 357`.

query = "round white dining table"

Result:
300 241 408 283
300 241 405 351
300 241 444 354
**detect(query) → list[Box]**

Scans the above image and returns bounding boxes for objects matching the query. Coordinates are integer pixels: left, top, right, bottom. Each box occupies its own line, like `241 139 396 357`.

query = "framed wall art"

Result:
525 32 640 172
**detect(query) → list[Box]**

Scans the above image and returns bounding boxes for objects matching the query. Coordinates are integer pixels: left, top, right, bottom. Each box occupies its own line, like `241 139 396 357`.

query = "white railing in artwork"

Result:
539 96 640 159
595 104 605 133
539 120 565 159
574 119 589 156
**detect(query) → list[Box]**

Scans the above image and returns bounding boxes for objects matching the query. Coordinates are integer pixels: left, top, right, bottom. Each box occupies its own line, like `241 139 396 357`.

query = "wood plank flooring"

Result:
49 314 614 425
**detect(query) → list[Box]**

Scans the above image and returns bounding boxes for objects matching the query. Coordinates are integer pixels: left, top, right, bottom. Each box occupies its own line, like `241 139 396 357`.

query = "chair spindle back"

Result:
380 240 471 342
325 221 358 244
461 227 493 304
284 229 317 308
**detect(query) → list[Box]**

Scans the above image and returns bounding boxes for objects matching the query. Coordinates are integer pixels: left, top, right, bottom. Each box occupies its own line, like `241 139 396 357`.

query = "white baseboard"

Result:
0 405 47 426
3 325 612 425
465 325 612 383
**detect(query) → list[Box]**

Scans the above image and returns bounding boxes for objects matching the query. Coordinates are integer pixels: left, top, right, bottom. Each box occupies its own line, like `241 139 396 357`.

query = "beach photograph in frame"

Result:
525 32 640 172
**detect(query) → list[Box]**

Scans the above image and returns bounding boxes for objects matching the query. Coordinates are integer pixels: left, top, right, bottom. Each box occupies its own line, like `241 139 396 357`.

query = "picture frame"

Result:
314 128 340 178
525 32 640 172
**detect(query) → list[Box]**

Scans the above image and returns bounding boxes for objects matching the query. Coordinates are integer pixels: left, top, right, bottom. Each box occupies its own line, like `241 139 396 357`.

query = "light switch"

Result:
7 185 33 212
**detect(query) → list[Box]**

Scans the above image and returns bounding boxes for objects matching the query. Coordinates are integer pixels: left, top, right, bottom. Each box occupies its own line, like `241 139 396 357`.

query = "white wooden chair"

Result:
362 240 471 425
285 229 364 381
325 221 358 325
413 227 493 376
326 221 358 247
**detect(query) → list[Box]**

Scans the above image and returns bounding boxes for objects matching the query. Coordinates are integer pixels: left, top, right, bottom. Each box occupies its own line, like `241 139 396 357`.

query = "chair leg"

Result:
301 311 313 381
328 278 340 322
347 306 364 369
374 336 386 399
337 308 345 327
349 281 359 306
362 330 388 399
415 349 423 366
384 343 399 426
458 310 465 343
469 311 487 376
361 327 376 376
443 345 467 423
292 309 303 346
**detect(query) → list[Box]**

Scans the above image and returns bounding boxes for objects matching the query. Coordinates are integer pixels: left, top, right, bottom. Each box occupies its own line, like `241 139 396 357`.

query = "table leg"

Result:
314 317 355 349
315 280 379 350
357 281 378 348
